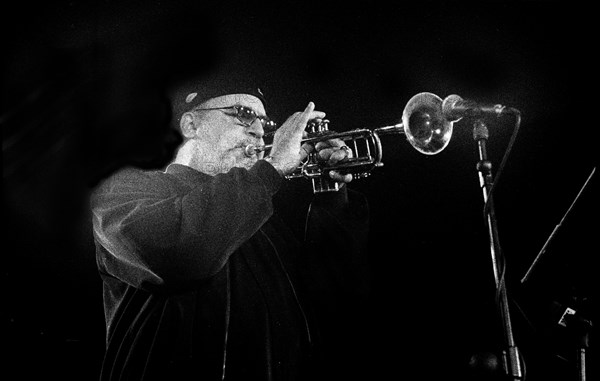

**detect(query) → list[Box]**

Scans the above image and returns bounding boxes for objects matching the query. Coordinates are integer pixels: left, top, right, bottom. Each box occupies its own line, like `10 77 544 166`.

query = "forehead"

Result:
199 94 266 115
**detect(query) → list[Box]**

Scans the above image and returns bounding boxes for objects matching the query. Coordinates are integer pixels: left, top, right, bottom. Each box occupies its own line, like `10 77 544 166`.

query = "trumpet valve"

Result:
353 172 371 180
307 119 330 133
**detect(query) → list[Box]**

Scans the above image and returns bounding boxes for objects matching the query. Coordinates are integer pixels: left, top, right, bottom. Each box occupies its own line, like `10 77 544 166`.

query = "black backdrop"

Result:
3 2 597 380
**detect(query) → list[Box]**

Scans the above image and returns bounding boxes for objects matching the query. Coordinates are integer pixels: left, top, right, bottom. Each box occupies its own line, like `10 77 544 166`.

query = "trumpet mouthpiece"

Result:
244 144 265 157
244 145 257 157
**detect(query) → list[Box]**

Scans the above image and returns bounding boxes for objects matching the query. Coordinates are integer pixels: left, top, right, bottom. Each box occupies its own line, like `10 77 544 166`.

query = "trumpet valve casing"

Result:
308 119 330 133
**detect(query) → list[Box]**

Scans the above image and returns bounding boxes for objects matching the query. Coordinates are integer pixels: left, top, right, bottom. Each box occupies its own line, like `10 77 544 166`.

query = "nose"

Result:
246 118 265 140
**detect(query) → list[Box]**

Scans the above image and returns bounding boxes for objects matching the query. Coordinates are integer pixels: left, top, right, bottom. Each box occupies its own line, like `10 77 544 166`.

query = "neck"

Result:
172 139 222 176
173 140 201 171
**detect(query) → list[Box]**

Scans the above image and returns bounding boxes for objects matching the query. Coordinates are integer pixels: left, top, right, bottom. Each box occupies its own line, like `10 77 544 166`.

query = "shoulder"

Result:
92 166 178 198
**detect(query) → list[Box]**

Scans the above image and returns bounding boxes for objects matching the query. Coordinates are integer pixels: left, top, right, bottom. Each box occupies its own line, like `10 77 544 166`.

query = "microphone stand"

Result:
561 304 593 381
574 315 592 381
472 119 523 380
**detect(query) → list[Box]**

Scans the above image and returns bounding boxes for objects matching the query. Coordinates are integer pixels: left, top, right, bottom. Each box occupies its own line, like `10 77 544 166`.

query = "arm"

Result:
91 160 281 292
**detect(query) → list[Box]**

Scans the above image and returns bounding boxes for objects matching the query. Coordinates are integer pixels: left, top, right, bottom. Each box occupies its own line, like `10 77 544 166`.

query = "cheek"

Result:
198 119 246 154
204 131 240 154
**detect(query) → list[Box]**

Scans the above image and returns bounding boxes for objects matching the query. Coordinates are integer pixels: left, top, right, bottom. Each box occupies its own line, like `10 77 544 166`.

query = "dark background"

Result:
2 1 597 380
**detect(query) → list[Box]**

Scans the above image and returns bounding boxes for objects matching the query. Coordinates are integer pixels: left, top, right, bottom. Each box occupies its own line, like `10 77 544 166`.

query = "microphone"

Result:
442 94 510 121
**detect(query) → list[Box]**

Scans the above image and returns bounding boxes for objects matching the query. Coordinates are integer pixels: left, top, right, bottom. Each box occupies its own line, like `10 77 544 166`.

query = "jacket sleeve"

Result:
91 160 282 292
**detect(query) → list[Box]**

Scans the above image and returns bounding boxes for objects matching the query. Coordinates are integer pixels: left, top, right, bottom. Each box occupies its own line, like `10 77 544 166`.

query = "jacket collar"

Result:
164 163 212 184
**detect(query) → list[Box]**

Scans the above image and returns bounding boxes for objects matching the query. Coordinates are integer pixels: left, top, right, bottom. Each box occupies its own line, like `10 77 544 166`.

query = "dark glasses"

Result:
192 105 277 133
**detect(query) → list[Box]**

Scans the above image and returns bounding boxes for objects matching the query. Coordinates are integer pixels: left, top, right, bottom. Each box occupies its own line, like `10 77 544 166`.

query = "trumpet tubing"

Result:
245 92 455 193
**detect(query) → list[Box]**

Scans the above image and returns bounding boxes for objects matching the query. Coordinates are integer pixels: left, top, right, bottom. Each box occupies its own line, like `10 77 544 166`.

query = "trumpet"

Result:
245 92 455 193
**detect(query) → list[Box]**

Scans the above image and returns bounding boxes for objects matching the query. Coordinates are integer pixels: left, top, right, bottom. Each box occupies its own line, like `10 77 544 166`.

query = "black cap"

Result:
168 69 268 128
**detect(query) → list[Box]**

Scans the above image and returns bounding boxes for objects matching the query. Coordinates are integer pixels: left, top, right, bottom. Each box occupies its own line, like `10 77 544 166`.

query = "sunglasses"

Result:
192 105 277 134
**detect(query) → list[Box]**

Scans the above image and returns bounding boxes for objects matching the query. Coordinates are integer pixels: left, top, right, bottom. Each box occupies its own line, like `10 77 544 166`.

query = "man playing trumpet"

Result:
90 75 371 380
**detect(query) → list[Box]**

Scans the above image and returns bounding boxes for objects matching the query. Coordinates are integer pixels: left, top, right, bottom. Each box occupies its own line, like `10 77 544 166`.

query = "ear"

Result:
179 112 198 139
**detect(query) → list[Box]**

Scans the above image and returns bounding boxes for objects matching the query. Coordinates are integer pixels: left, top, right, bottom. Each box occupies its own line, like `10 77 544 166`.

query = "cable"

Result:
482 108 522 224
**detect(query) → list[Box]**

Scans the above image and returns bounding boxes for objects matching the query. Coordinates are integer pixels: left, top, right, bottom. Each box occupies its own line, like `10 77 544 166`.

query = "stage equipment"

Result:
470 109 524 381
521 167 596 381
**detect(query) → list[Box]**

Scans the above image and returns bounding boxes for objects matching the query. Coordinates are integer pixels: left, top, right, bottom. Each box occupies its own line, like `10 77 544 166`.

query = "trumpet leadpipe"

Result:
243 125 404 158
373 124 405 136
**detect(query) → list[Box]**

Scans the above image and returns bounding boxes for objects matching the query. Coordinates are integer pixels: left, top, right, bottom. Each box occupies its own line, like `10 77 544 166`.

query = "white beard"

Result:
196 149 257 175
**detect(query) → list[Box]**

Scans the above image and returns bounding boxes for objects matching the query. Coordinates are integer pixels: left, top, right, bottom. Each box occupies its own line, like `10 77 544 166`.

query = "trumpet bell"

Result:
402 92 453 155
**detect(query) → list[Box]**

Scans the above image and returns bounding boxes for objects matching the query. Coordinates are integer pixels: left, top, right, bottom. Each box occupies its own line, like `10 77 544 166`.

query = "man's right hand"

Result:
267 102 326 176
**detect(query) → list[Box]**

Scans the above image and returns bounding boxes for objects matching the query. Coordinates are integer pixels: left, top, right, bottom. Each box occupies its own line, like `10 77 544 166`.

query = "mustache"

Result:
236 138 263 149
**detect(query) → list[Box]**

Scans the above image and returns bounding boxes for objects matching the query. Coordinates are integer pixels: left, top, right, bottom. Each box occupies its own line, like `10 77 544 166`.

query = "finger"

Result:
301 142 315 154
326 138 346 148
329 171 353 183
299 143 314 161
315 138 347 152
309 111 327 120
315 141 334 151
327 148 349 164
340 145 352 158
316 147 334 161
317 146 351 163
296 102 315 129
299 102 326 128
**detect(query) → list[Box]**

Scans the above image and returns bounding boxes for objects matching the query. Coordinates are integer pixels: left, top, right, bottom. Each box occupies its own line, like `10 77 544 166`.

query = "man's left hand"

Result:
302 138 353 185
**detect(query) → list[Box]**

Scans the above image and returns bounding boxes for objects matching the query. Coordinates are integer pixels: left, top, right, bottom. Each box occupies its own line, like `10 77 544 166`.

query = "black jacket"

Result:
91 160 369 380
